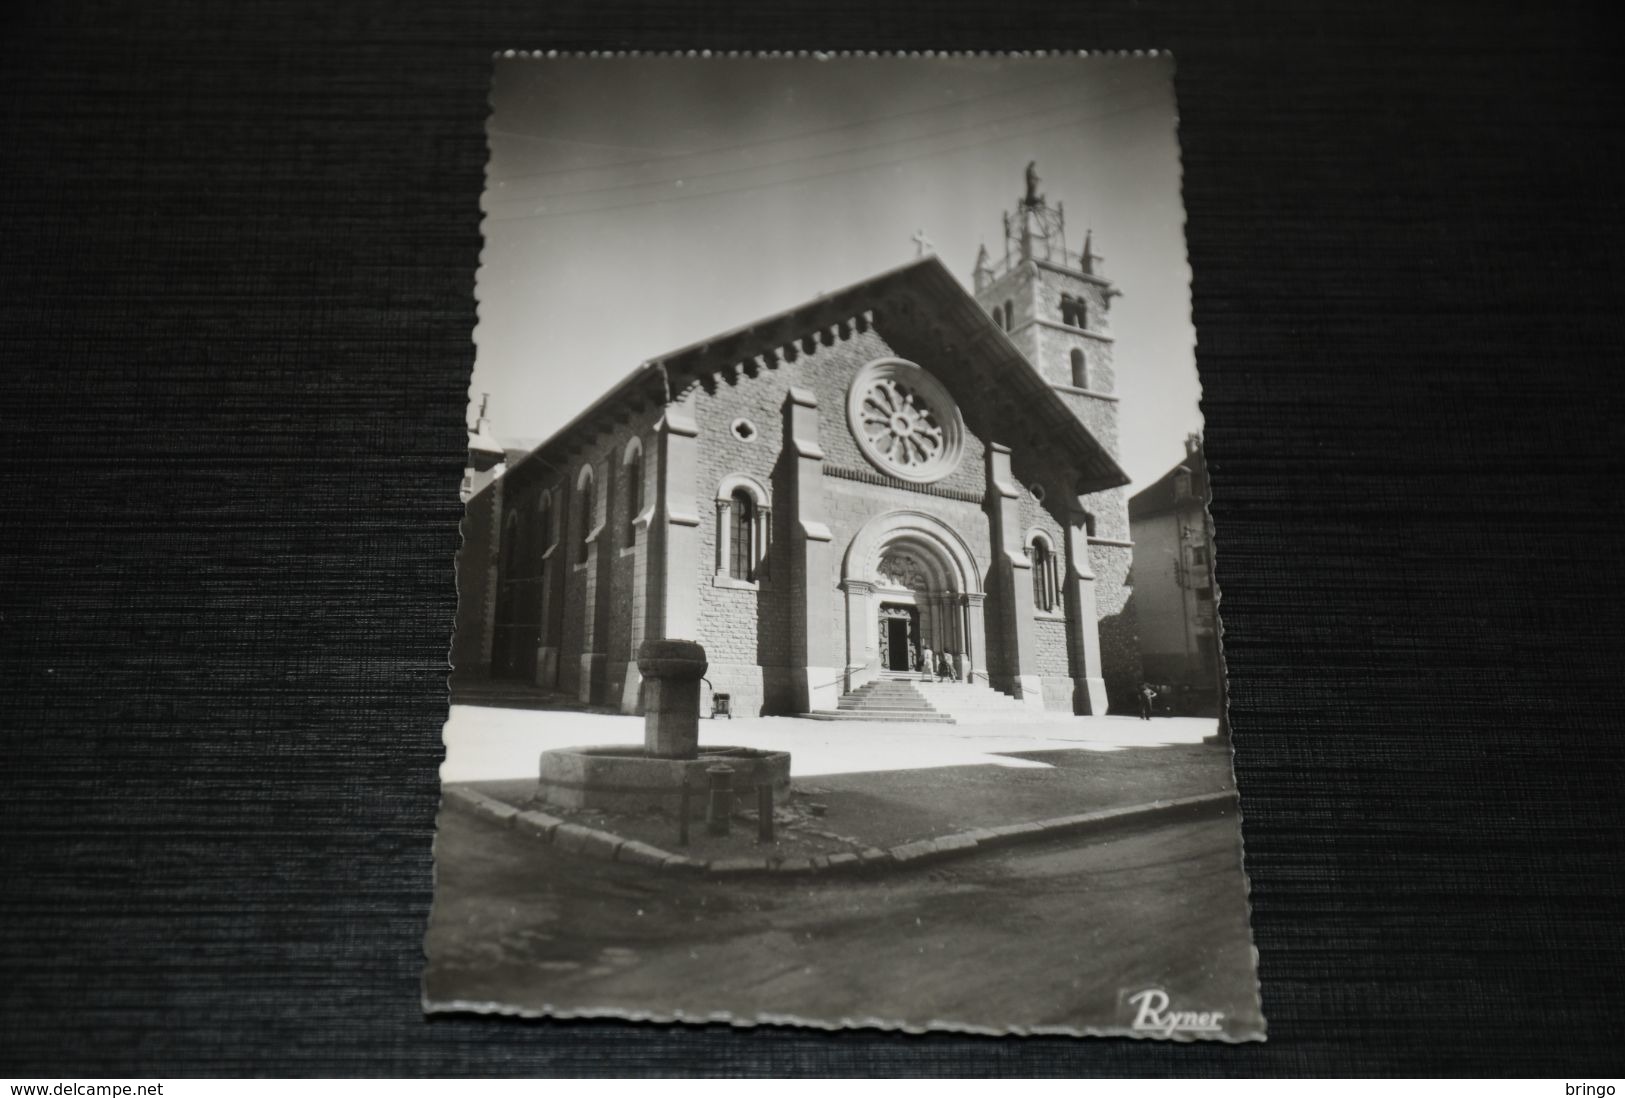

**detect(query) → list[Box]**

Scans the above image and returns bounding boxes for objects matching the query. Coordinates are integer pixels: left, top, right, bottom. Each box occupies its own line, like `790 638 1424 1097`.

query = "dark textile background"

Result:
2 0 1623 1077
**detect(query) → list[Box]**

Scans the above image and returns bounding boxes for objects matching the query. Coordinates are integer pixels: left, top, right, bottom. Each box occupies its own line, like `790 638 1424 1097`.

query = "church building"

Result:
453 167 1142 717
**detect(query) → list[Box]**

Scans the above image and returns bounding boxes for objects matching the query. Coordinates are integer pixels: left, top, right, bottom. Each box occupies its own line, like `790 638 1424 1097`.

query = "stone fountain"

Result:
536 639 790 816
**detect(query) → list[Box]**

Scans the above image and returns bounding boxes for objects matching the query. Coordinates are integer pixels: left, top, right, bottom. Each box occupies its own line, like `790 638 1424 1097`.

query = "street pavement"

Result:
424 802 1263 1037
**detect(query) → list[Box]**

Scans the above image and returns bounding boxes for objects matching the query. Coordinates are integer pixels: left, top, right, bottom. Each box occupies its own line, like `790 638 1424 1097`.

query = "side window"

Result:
624 451 642 547
729 488 755 581
576 469 595 563
1029 536 1060 613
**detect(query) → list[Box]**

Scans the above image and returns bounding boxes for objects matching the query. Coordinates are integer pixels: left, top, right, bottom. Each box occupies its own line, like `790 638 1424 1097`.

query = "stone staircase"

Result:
802 676 956 723
913 679 1045 723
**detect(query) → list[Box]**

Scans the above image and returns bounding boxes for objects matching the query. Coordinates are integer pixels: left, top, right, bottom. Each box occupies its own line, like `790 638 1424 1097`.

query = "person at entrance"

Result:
936 651 956 683
919 642 934 677
1138 682 1158 720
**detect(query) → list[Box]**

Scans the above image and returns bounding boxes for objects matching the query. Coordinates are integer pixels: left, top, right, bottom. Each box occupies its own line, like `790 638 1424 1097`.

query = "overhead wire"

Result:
484 91 1172 225
489 72 1168 208
486 71 1107 186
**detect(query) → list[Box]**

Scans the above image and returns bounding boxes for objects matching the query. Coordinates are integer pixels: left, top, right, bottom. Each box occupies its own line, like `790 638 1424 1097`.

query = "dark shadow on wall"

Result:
758 440 797 715
1100 592 1142 715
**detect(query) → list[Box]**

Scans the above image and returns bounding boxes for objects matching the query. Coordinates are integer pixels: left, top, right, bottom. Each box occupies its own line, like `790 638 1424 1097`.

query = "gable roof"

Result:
499 254 1127 495
1129 440 1209 518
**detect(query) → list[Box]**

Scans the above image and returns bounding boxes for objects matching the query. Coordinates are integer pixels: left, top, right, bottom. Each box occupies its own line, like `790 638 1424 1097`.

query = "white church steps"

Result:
804 679 956 724
912 680 1042 723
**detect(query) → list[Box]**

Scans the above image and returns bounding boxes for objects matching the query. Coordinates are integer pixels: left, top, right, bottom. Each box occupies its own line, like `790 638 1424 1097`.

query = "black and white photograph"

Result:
424 52 1261 1039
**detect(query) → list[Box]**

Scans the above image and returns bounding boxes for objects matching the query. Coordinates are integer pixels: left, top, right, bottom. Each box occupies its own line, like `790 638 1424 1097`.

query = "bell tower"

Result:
973 163 1139 713
972 162 1124 461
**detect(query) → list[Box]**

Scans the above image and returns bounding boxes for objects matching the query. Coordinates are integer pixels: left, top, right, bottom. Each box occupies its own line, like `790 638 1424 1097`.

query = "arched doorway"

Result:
840 510 986 690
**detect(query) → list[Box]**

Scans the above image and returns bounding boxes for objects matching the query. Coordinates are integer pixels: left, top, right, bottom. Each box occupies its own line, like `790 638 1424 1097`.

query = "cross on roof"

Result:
911 229 934 257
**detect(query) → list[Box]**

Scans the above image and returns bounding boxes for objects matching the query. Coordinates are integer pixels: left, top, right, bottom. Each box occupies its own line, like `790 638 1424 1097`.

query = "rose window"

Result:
846 359 965 484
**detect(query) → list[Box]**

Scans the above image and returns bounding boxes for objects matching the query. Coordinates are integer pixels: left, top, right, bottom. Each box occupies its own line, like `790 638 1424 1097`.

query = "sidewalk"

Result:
442 704 1234 874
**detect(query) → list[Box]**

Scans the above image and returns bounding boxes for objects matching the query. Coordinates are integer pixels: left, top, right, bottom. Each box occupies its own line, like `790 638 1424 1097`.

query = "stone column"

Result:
785 387 838 712
538 546 560 689
757 507 772 580
713 498 731 576
941 593 963 677
1063 507 1109 714
986 442 1044 707
477 477 504 674
620 464 653 714
638 639 708 759
651 393 702 641
840 579 876 692
578 463 604 705
964 592 987 686
541 489 568 688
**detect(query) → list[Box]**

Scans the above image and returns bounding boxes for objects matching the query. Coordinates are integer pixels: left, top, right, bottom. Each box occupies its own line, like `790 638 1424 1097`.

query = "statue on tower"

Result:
1024 161 1041 206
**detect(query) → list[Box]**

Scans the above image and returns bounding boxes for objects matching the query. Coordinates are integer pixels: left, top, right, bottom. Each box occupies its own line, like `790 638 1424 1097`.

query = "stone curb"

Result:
443 787 1238 878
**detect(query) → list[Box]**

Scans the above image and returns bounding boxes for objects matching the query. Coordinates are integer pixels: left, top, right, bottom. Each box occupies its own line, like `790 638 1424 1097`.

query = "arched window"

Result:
537 492 553 555
575 467 595 564
1070 348 1087 389
623 443 643 548
1002 299 1014 331
729 488 755 581
1030 535 1060 613
715 474 770 586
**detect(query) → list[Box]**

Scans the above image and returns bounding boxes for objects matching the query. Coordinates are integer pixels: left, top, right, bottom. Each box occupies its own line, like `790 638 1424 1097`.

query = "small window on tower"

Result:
731 418 757 442
1073 298 1087 329
1070 348 1087 389
1002 299 1014 330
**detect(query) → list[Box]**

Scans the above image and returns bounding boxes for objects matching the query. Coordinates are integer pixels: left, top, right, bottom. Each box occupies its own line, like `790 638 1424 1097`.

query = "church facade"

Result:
453 171 1142 716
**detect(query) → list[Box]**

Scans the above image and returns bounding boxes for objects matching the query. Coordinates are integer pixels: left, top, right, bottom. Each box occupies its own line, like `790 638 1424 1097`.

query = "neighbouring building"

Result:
460 394 507 504
1127 435 1222 715
453 165 1143 716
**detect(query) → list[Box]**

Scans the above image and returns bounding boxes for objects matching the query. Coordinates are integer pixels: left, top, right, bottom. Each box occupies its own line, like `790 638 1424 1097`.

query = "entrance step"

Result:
802 709 956 723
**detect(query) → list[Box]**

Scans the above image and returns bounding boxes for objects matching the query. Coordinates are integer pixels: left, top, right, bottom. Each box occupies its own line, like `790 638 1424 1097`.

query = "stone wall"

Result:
463 269 1145 716
1090 541 1141 710
687 355 796 715
1017 487 1074 690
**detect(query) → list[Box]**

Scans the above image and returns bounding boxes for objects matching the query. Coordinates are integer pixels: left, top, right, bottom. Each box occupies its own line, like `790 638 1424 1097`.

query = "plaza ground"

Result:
442 704 1222 785
427 706 1260 1036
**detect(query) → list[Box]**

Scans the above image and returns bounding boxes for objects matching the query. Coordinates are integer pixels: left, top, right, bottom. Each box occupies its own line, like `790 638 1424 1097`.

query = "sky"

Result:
471 54 1200 492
